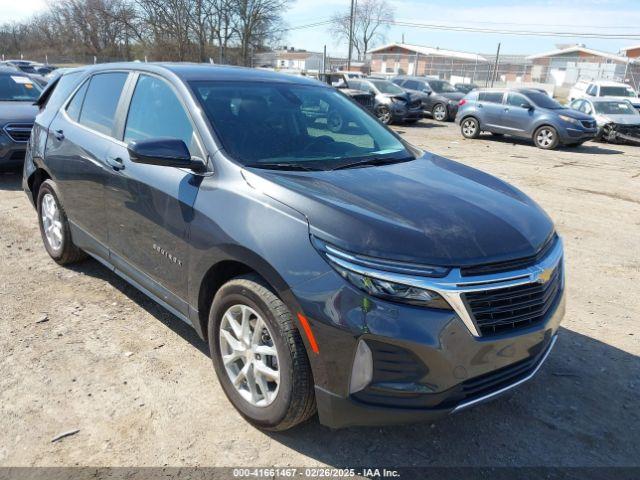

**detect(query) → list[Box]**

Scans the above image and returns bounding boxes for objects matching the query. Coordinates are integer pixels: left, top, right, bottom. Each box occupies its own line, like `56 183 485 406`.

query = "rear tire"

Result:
37 180 86 265
533 126 559 150
432 103 449 121
460 117 480 139
208 274 316 431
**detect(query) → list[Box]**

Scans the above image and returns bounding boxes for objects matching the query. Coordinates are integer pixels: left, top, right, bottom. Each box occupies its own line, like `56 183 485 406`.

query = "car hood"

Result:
438 91 465 101
596 113 640 125
243 154 555 267
0 101 38 125
556 108 593 121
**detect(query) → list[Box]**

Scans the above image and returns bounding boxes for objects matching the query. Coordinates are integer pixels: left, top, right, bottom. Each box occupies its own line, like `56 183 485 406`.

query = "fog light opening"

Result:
349 340 373 394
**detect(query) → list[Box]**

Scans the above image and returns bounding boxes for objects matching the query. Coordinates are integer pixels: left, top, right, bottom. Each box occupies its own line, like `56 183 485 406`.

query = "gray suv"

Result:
24 64 564 431
456 88 597 149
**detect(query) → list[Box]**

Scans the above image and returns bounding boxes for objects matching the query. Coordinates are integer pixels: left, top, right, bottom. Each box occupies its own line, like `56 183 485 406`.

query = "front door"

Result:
500 92 536 136
104 73 206 315
477 91 506 130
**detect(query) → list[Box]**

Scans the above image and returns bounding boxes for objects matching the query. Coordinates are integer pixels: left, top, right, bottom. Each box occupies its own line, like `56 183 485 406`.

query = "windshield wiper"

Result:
332 156 414 170
245 162 323 171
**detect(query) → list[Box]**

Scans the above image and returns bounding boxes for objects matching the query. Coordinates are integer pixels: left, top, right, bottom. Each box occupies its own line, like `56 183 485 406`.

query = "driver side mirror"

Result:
423 89 432 95
521 102 534 110
128 138 206 172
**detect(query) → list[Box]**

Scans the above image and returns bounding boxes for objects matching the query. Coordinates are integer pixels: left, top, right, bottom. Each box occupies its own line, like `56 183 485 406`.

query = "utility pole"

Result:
323 45 327 74
347 0 355 71
490 42 501 87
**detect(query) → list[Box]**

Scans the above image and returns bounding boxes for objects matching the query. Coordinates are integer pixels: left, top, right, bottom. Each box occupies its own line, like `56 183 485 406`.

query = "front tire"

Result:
533 126 559 150
208 274 316 431
461 117 480 139
376 105 392 125
37 180 86 265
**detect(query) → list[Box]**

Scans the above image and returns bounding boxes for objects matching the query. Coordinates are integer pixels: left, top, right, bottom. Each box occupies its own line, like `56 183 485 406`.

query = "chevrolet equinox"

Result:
24 64 565 430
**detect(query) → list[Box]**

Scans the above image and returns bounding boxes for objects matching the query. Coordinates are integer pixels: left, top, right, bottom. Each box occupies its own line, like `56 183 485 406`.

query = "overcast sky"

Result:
2 0 639 56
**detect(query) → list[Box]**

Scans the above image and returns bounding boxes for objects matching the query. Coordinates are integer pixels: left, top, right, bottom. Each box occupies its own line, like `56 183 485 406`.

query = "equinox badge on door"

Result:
152 243 183 267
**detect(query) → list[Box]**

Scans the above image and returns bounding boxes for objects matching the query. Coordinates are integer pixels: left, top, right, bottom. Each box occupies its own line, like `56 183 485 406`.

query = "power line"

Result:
283 16 640 40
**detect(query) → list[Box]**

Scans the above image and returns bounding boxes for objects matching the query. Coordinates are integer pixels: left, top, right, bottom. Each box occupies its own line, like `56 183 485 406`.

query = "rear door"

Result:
44 71 130 259
477 91 505 130
500 92 535 136
103 73 206 315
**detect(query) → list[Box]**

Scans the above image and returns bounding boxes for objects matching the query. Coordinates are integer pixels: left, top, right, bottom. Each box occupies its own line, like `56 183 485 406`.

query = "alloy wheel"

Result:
536 128 555 147
41 193 63 251
462 119 477 137
433 104 447 121
219 304 280 407
377 106 392 124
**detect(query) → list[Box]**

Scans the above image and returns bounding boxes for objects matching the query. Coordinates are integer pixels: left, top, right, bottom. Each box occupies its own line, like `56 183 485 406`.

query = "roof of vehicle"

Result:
68 62 324 86
586 80 634 87
586 97 636 103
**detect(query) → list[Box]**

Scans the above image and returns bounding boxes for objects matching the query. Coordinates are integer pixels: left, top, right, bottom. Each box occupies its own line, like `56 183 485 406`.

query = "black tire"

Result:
37 180 86 265
376 105 392 125
460 117 480 139
533 125 560 150
432 103 449 121
208 274 316 431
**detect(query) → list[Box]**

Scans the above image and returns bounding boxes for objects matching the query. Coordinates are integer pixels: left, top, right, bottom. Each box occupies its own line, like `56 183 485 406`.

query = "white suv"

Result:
569 80 640 111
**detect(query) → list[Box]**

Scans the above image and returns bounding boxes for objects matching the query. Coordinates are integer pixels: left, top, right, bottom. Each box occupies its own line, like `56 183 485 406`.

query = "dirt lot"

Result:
1 121 639 468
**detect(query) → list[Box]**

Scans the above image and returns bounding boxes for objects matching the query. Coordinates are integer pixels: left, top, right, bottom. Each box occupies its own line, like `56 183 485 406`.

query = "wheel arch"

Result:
193 246 301 344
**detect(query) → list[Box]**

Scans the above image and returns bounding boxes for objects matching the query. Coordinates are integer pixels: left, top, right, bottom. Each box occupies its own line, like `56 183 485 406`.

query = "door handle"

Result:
54 129 64 141
504 107 510 112
106 156 125 171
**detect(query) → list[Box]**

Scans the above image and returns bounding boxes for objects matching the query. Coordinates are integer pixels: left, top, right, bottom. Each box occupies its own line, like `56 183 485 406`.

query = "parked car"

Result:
25 63 565 431
456 88 597 149
317 73 374 114
569 80 640 111
0 67 41 170
0 61 48 87
347 78 422 124
454 83 478 94
570 97 640 145
392 76 464 121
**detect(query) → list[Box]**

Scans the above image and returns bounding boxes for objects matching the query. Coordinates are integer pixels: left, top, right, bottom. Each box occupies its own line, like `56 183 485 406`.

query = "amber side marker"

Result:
297 313 319 354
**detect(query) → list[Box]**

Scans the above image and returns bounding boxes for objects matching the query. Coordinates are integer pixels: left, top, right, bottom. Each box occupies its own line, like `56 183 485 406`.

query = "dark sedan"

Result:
0 67 41 170
392 76 465 121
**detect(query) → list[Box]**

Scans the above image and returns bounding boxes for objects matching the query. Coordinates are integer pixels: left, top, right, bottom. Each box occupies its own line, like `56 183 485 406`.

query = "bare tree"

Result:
329 0 394 61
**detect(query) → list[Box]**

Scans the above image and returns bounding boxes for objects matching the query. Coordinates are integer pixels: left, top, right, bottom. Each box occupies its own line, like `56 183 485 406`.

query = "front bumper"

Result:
560 126 597 144
316 333 559 428
0 132 27 169
291 239 565 429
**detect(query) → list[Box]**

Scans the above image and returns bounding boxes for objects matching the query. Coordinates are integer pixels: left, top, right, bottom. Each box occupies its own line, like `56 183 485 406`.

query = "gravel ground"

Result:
0 121 639 468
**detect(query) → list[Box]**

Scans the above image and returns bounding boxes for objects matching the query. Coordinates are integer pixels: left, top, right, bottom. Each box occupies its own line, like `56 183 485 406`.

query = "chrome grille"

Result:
353 94 374 111
3 123 33 143
464 263 562 336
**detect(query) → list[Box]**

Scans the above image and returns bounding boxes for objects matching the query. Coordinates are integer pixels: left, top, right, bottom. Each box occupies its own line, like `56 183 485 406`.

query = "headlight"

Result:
559 115 581 126
313 238 452 310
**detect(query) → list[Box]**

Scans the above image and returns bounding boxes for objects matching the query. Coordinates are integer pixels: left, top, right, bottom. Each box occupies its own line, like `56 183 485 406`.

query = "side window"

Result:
78 72 128 137
570 99 583 111
586 84 597 96
124 75 198 155
479 92 504 103
507 93 527 107
42 72 81 111
349 80 362 90
404 80 420 90
391 79 403 86
66 80 89 122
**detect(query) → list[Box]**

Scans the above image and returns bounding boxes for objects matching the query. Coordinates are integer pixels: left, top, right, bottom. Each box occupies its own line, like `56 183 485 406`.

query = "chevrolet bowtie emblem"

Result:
538 267 554 284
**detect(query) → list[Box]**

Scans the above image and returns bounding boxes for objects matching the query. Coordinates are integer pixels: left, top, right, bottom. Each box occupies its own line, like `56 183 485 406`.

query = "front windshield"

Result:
191 81 412 169
369 80 404 95
0 73 41 101
599 86 636 98
594 101 638 115
525 91 563 109
429 80 457 93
